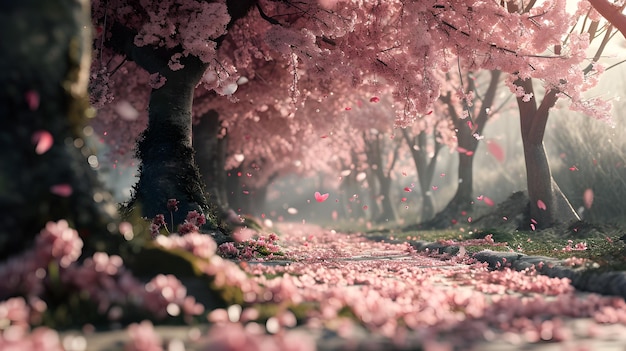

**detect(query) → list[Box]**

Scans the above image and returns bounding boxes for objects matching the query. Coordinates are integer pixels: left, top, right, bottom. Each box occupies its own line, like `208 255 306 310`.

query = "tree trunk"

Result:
422 70 501 229
515 78 579 229
338 157 366 220
364 132 399 224
0 0 123 258
108 24 210 228
194 110 229 211
366 169 382 221
0 0 120 259
376 177 397 223
401 129 442 222
226 166 245 213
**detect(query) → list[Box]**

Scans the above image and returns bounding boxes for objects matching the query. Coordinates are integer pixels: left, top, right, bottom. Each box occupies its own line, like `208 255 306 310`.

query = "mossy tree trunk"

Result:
107 24 210 228
0 0 120 259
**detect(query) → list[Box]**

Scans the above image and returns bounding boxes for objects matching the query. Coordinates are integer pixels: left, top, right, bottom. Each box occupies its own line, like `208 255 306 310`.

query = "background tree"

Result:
423 70 503 228
90 0 619 232
506 1 616 229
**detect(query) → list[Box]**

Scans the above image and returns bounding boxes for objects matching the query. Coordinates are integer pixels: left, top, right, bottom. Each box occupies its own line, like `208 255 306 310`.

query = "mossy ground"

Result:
359 222 626 271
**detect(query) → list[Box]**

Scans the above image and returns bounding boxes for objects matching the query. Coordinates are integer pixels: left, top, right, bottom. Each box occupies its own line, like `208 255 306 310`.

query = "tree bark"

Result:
194 110 229 211
107 24 210 228
0 0 120 258
515 78 579 229
588 0 626 39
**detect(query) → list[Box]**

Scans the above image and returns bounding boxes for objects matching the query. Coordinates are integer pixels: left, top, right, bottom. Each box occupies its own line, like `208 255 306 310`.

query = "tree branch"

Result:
588 0 626 39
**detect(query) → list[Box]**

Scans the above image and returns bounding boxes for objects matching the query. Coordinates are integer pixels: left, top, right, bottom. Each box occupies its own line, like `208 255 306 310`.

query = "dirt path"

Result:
66 222 626 351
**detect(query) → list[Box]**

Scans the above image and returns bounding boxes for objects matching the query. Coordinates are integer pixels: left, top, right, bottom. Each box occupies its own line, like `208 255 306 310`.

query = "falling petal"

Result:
583 189 594 209
51 184 73 197
356 172 367 182
314 191 329 202
32 130 53 155
465 151 474 156
401 197 407 202
476 195 484 201
432 186 438 191
369 96 380 103
487 140 505 163
457 147 468 154
403 187 412 192
537 200 547 210
25 90 40 111
569 166 578 171
287 207 298 214
484 197 495 206
345 107 352 111
362 205 368 210
114 100 139 120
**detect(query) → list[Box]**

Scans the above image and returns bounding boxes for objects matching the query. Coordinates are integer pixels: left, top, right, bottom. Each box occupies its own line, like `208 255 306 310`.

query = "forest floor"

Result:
66 221 626 351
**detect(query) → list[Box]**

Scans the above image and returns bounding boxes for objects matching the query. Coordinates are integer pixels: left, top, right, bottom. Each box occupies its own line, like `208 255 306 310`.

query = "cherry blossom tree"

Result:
90 0 258 227
506 2 617 229
0 0 121 259
89 0 620 232
417 70 503 228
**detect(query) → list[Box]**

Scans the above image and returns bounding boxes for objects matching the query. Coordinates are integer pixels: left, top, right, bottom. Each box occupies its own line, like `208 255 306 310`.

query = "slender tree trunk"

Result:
338 157 366 220
364 132 399 223
423 70 501 228
0 0 120 258
515 78 579 229
366 169 382 221
402 129 442 222
376 177 397 223
226 166 245 213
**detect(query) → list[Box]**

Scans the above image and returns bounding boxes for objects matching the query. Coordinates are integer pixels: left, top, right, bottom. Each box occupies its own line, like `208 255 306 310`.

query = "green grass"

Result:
361 224 626 271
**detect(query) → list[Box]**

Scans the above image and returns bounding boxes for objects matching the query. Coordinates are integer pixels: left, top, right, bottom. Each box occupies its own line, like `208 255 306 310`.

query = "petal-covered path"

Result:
65 222 626 351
